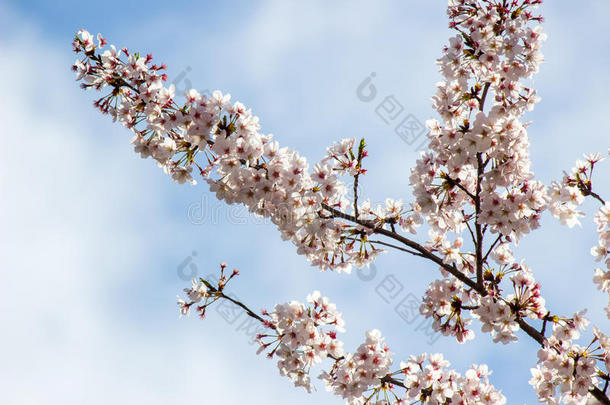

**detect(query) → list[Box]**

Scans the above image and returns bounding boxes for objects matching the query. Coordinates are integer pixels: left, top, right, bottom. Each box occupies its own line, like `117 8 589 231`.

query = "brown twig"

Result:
353 138 366 219
200 279 271 327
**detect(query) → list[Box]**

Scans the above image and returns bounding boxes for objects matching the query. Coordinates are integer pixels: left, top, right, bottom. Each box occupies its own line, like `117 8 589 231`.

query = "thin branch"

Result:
321 203 480 291
200 282 414 398
540 312 551 336
368 239 425 257
462 210 477 246
479 82 491 112
454 180 477 200
322 204 559 348
322 193 610 403
353 174 361 218
201 279 270 327
482 234 502 264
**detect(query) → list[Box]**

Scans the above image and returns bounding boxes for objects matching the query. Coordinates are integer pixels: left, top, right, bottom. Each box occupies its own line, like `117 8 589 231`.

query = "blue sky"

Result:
1 1 609 404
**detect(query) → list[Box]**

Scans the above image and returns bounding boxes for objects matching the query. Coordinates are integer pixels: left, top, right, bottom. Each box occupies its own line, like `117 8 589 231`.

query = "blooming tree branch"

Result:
178 264 508 404
72 0 610 403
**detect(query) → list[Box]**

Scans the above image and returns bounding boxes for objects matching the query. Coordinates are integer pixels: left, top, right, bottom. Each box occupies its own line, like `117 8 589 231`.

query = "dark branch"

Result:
591 387 610 405
482 234 503 264
321 203 480 291
474 153 485 289
589 191 606 205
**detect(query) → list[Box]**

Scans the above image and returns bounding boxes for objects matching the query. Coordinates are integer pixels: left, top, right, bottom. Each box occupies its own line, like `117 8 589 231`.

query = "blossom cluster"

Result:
185 276 606 404
475 264 546 341
257 291 346 392
548 164 586 228
177 278 209 317
319 329 393 403
419 278 476 343
548 153 609 319
177 262 239 317
420 263 547 345
401 353 506 404
259 293 510 404
355 198 424 235
426 231 468 268
529 311 608 404
548 153 605 228
410 0 548 240
593 203 610 318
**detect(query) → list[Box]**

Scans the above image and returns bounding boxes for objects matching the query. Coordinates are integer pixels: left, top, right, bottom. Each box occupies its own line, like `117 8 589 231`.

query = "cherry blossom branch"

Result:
575 156 606 205
323 203 568 362
379 374 407 389
324 202 610 403
320 200 588 357
443 175 476 201
462 210 478 246
73 1 610 402
540 311 552 336
179 271 508 403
